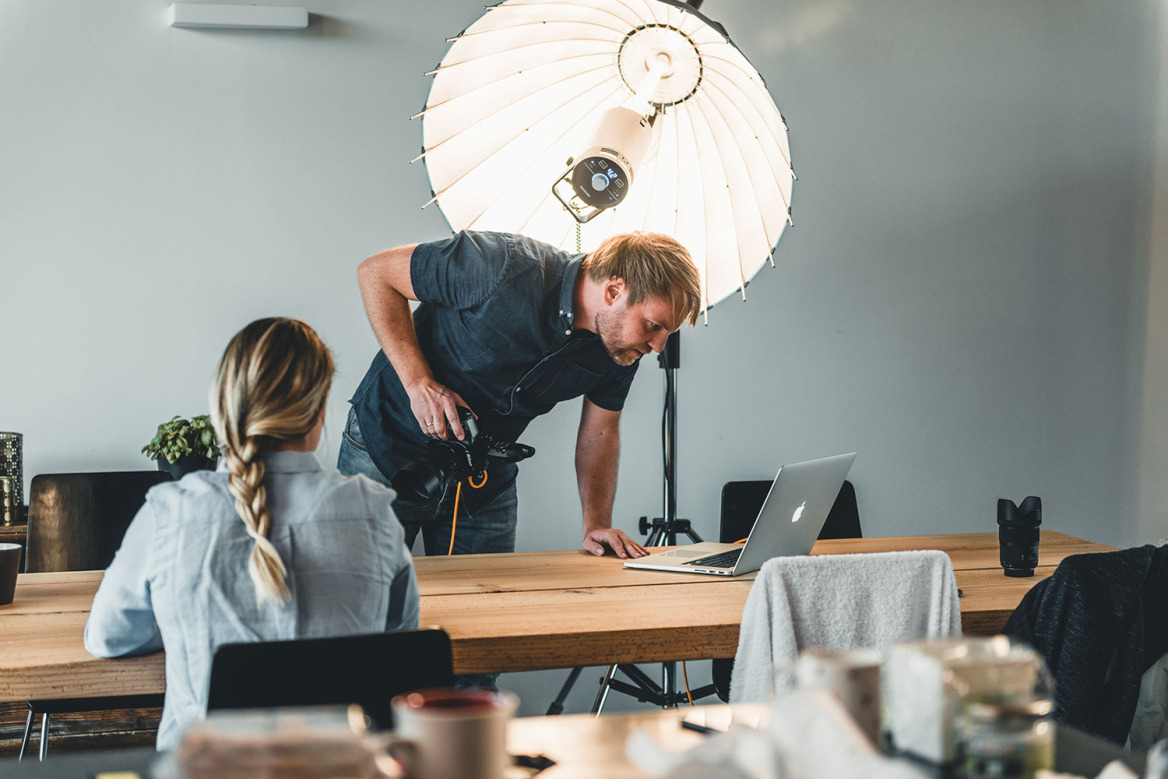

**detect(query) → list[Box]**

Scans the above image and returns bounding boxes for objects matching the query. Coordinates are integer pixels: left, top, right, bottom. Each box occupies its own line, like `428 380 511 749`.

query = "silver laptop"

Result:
623 452 856 576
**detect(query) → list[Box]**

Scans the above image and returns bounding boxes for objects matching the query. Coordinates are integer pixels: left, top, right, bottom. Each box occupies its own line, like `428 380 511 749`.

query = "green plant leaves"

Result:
142 414 220 462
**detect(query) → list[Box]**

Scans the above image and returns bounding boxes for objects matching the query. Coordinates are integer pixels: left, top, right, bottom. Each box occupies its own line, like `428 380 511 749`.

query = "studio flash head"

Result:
552 106 657 223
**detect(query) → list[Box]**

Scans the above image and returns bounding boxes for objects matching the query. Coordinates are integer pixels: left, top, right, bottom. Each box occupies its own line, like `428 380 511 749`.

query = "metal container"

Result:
959 699 1055 779
0 433 21 524
0 477 13 525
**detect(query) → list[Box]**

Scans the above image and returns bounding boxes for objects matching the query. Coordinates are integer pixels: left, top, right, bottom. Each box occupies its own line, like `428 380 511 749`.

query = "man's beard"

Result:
594 311 643 367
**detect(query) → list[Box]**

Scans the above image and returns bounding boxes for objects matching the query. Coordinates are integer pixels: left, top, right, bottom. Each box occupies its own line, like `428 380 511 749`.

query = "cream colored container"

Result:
882 636 1048 764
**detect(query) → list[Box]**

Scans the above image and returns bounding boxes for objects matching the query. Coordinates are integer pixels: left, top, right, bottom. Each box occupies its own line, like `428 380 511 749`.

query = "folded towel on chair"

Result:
730 550 962 703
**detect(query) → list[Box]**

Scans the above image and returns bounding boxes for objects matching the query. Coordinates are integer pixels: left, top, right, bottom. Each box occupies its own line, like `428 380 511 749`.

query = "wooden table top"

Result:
0 531 1113 702
0 701 1143 777
507 703 768 778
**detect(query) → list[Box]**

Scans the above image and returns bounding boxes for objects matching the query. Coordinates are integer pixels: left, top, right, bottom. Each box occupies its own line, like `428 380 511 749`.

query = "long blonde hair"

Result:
209 318 335 605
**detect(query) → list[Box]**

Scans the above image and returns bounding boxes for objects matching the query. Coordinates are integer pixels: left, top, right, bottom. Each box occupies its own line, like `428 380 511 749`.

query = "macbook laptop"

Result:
623 452 856 576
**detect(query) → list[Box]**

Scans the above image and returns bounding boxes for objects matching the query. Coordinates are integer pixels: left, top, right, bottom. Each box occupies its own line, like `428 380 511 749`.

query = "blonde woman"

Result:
86 318 419 750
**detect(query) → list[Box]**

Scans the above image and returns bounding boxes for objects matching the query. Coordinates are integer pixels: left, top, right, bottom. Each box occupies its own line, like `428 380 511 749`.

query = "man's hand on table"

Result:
583 527 648 559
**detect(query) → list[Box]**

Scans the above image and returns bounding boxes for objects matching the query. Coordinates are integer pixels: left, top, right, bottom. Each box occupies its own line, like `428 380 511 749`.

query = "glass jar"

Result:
959 699 1054 779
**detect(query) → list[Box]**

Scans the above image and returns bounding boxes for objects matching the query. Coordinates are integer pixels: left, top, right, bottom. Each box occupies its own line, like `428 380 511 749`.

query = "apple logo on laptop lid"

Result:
791 501 806 523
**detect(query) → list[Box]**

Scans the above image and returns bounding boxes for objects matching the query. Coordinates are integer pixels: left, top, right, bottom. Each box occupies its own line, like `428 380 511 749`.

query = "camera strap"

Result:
448 472 489 556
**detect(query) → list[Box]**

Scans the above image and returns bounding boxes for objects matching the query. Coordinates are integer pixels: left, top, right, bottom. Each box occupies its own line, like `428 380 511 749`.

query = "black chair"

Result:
25 471 172 573
207 629 455 730
20 470 171 761
718 478 861 545
711 479 862 702
1002 544 1168 745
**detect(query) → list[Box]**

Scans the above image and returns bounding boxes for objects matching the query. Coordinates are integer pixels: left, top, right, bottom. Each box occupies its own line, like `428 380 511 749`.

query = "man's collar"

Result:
557 255 584 336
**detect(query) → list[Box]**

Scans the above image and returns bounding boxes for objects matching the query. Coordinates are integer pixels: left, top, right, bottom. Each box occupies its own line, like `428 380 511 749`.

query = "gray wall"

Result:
3 0 1166 716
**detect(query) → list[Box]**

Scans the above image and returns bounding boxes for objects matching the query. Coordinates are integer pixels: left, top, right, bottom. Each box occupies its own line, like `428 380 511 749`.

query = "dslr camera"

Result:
392 407 535 508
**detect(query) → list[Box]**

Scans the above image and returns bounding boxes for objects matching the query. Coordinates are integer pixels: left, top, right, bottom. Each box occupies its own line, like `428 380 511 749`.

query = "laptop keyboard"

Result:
684 548 742 569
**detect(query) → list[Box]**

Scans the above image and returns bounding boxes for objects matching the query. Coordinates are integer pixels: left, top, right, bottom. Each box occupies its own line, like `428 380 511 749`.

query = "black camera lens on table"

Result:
997 496 1042 577
392 407 535 509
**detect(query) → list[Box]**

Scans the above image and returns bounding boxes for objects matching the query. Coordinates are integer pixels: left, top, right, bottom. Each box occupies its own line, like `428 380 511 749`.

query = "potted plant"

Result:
143 415 220 480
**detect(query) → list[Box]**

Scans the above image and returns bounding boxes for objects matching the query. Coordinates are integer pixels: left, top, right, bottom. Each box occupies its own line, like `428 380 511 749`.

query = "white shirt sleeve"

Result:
385 501 421 632
83 501 164 658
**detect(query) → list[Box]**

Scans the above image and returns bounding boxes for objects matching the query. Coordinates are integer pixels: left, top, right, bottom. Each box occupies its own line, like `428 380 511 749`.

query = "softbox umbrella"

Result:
417 0 795 313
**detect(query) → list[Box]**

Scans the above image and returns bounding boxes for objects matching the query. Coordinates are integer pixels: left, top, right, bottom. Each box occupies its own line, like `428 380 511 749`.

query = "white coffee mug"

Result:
794 648 882 744
387 688 518 779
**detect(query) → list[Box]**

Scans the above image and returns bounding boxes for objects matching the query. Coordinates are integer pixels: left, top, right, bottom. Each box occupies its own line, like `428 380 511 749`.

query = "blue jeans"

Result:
338 407 518 556
338 407 515 691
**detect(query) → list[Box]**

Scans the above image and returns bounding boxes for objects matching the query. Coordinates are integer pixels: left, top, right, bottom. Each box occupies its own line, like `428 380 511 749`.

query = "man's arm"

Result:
357 245 469 440
576 398 647 559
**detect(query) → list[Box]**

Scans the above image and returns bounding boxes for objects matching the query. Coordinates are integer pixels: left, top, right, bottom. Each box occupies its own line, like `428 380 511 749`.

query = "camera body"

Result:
391 407 535 509
997 496 1042 577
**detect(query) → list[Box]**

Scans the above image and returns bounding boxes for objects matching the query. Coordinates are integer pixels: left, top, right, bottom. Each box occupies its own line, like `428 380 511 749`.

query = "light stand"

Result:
422 0 795 718
638 332 702 546
592 331 717 713
545 332 718 716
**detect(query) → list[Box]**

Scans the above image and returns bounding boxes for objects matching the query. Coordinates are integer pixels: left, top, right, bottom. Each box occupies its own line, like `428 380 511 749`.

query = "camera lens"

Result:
997 497 1041 577
392 460 450 508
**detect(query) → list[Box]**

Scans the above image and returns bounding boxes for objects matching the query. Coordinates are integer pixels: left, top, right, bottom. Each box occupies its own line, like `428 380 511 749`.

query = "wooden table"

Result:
0 703 1145 777
0 531 1113 703
506 704 1146 779
508 703 767 778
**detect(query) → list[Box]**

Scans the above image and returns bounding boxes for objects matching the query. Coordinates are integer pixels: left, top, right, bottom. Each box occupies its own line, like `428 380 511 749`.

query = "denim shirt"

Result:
350 231 638 504
83 451 420 751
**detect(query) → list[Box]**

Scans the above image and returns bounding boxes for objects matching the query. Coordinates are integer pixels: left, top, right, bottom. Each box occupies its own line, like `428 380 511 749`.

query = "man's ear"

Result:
603 277 627 306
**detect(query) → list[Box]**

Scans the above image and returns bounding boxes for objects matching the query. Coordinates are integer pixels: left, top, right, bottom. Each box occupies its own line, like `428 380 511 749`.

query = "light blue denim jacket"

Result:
84 451 420 750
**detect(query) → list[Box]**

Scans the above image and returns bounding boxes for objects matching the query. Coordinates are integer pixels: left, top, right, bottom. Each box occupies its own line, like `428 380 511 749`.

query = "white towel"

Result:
729 550 963 703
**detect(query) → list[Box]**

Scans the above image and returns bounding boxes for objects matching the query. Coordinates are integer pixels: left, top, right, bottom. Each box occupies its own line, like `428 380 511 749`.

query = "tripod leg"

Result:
18 706 33 761
662 662 677 708
618 664 662 693
546 667 583 715
592 664 617 716
39 713 50 760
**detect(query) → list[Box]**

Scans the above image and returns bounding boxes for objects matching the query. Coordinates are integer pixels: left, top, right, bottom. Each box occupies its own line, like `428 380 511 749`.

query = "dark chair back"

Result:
712 479 862 702
25 471 172 573
718 479 861 545
1002 544 1168 744
207 629 454 729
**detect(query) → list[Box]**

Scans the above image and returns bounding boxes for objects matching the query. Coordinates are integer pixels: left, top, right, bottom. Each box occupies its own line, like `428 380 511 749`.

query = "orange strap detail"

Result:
448 473 489 555
448 481 462 556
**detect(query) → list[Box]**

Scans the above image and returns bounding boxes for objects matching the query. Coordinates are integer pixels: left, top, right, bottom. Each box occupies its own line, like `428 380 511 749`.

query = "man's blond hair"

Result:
582 232 702 326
